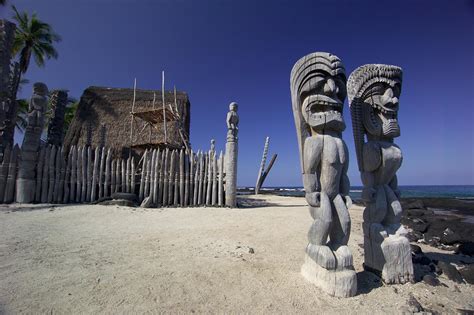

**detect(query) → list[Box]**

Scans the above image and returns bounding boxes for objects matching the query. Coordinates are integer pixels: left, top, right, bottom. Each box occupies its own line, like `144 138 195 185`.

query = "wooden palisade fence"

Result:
0 144 228 207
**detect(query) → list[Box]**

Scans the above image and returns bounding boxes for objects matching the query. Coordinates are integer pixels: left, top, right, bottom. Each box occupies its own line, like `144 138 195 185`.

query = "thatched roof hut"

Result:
63 86 190 157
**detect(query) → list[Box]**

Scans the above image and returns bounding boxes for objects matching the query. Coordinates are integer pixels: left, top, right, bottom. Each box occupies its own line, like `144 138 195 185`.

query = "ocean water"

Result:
239 185 474 200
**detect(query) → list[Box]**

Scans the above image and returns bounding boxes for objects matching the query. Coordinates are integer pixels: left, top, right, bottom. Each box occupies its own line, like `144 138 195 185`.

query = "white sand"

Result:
0 195 472 314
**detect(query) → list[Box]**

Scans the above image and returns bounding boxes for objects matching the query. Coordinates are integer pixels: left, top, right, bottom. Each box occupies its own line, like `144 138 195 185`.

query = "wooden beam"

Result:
162 71 167 143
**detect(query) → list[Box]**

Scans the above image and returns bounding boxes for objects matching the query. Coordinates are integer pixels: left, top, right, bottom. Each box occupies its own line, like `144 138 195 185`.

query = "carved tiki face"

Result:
298 61 347 133
347 64 403 171
291 52 347 172
361 81 401 138
348 64 403 141
229 102 238 112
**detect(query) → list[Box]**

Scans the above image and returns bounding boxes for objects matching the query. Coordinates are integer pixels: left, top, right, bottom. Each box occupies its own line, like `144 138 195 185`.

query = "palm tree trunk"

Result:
3 64 22 147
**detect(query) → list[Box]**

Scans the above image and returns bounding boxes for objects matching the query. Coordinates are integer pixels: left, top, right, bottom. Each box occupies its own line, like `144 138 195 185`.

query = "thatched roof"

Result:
63 86 190 158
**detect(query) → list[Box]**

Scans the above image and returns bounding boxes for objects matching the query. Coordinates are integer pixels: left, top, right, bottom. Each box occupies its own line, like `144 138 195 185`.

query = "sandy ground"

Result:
0 195 473 314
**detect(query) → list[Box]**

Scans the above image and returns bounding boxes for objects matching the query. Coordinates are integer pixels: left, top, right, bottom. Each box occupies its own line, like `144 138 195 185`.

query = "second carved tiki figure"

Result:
291 52 356 297
348 64 414 284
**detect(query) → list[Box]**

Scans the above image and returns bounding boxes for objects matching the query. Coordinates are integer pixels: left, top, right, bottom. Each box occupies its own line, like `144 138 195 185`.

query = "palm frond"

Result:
11 6 61 74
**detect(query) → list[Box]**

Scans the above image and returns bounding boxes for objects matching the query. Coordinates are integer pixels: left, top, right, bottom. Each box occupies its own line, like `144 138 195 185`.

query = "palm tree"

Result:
11 5 61 74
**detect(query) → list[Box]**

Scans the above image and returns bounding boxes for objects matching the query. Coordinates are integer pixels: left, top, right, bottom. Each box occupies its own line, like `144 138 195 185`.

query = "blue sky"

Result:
1 0 473 186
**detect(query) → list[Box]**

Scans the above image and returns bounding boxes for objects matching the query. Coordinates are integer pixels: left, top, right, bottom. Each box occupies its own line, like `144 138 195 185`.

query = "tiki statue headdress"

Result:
347 64 402 171
290 52 346 172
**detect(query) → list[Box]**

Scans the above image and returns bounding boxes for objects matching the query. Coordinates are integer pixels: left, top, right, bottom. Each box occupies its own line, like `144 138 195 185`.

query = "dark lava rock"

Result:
407 230 423 242
456 242 474 256
438 261 464 283
406 293 424 313
111 192 138 202
413 254 432 266
423 274 440 286
248 247 255 254
410 244 423 255
99 199 136 207
424 235 441 247
406 208 428 217
440 228 462 245
429 263 439 273
414 264 431 282
458 264 474 284
95 196 113 204
410 218 430 233
424 219 472 246
402 199 425 210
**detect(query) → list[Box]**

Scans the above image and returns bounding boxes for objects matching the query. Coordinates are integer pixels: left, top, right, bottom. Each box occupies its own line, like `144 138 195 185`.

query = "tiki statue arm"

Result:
340 142 352 209
303 137 322 207
361 142 382 203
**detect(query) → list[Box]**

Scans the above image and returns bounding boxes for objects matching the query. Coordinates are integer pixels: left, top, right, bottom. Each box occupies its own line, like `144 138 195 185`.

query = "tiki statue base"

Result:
363 223 414 284
301 254 357 298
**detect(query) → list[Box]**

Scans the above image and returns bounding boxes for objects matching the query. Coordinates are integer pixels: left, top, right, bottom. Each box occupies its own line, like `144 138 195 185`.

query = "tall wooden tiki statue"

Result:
348 64 414 284
290 52 357 297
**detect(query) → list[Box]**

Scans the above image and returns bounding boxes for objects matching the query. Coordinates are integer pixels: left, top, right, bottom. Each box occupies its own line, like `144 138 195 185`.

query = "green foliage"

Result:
64 101 78 133
11 5 62 74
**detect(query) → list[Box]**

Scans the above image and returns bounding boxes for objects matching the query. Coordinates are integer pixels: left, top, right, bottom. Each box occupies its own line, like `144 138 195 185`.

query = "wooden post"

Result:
149 149 156 199
174 150 179 206
41 145 51 203
68 145 75 202
0 145 11 202
193 151 200 206
34 146 44 202
53 147 62 202
157 151 164 206
204 153 210 205
131 156 136 196
129 78 137 153
86 146 92 201
3 145 19 203
256 154 278 194
144 152 151 198
121 159 126 193
80 146 86 202
162 71 167 143
47 145 57 203
168 150 175 205
212 151 218 206
184 150 189 207
179 149 184 207
162 149 169 206
75 146 81 202
255 137 270 194
197 152 204 205
63 148 72 204
116 159 122 193
139 151 147 201
153 150 160 204
125 156 131 194
99 147 106 198
75 146 82 203
188 150 194 206
91 147 100 201
56 146 66 203
111 159 116 195
218 151 224 206
104 149 111 197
